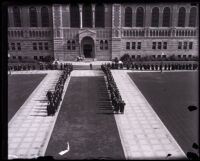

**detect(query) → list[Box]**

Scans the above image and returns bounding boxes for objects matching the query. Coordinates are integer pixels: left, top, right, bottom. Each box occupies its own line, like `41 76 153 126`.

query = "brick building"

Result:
8 3 198 61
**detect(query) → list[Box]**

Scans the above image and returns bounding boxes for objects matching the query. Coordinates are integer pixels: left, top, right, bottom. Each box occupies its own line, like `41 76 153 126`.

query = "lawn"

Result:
45 76 125 160
8 74 46 122
128 71 199 155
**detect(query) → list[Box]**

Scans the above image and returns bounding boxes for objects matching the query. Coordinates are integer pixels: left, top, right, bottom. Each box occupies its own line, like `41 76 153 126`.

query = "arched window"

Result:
29 7 38 27
189 7 197 27
72 40 76 50
178 7 186 27
41 7 49 27
83 4 92 27
100 40 103 50
67 40 71 50
95 4 104 27
163 7 170 27
13 7 21 27
136 7 144 27
151 7 159 27
104 40 108 50
70 4 80 28
125 7 132 27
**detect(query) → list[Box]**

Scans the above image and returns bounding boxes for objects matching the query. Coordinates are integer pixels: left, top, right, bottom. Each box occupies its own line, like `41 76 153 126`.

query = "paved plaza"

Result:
8 69 197 159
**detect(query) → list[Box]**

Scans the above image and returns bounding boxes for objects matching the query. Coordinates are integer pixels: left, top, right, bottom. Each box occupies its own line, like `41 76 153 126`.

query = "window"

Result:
137 42 141 49
34 56 38 60
152 42 156 49
178 7 186 27
157 55 161 58
44 42 48 50
163 42 167 49
189 7 197 27
83 4 92 27
183 42 187 50
72 40 76 50
11 43 15 50
95 4 105 27
39 56 43 60
41 7 49 27
33 42 37 50
126 42 130 50
151 7 159 27
70 4 80 28
189 42 193 49
104 40 108 50
29 7 38 27
18 56 22 60
125 7 132 27
13 7 21 27
163 7 170 27
39 42 43 50
158 42 161 49
132 42 135 50
67 40 71 50
178 42 182 49
13 56 16 59
17 43 21 50
100 40 103 50
136 7 144 27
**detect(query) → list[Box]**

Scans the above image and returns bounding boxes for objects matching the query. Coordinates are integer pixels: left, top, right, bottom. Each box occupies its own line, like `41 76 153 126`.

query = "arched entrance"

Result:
81 36 95 58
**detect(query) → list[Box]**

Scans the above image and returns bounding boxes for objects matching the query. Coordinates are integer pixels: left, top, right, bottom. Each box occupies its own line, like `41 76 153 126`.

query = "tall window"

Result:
126 42 130 50
44 42 48 50
158 42 161 49
33 42 37 50
163 7 170 27
137 42 141 49
70 4 80 28
132 42 135 49
17 43 21 50
189 7 197 27
178 42 182 49
72 41 76 50
151 7 159 27
152 42 156 49
83 4 92 27
67 40 71 50
104 40 108 50
189 42 193 49
100 40 103 50
125 7 132 27
136 7 144 27
41 7 49 27
178 7 186 27
95 4 104 27
13 7 21 27
39 42 43 50
29 7 38 27
163 42 167 49
183 42 187 50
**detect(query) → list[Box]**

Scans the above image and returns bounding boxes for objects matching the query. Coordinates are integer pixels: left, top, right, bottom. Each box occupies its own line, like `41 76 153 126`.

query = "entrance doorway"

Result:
83 44 92 58
81 36 95 58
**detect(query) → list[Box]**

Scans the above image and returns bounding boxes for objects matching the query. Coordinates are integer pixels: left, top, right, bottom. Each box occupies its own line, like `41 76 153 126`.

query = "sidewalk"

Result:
111 70 186 159
8 70 71 159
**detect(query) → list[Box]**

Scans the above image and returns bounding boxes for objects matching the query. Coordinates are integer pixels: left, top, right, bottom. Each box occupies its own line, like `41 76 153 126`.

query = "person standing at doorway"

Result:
90 63 93 70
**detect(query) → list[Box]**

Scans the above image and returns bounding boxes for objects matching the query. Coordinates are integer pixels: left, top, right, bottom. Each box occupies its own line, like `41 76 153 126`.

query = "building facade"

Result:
8 3 199 61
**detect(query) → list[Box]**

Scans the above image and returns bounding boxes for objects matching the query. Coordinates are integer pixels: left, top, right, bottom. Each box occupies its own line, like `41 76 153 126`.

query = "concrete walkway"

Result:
111 70 187 160
8 70 71 159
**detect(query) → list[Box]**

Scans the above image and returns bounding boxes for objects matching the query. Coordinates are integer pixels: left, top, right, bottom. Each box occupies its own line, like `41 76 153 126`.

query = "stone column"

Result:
79 4 83 28
92 4 95 28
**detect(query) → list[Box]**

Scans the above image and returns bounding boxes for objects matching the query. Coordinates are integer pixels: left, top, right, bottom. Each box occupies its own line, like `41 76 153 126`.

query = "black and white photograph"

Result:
1 0 199 160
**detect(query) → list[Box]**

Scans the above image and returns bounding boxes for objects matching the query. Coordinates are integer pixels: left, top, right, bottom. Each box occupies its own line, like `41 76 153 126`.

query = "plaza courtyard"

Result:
8 66 199 160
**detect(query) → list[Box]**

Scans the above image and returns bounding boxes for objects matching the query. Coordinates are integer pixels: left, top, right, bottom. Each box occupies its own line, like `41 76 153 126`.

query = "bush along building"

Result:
8 3 198 62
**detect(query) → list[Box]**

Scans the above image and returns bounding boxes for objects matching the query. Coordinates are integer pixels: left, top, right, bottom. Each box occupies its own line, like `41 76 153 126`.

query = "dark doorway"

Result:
83 44 92 58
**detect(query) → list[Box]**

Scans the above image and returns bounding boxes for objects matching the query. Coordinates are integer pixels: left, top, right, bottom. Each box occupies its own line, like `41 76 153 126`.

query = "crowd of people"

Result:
108 62 199 71
8 63 73 71
46 64 73 116
101 65 126 114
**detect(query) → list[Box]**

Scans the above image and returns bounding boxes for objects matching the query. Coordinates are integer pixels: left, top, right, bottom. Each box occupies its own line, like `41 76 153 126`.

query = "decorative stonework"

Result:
79 29 96 43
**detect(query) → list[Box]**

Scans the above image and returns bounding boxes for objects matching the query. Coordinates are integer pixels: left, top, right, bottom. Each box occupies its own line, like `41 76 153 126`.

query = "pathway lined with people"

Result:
8 70 71 159
111 70 187 159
